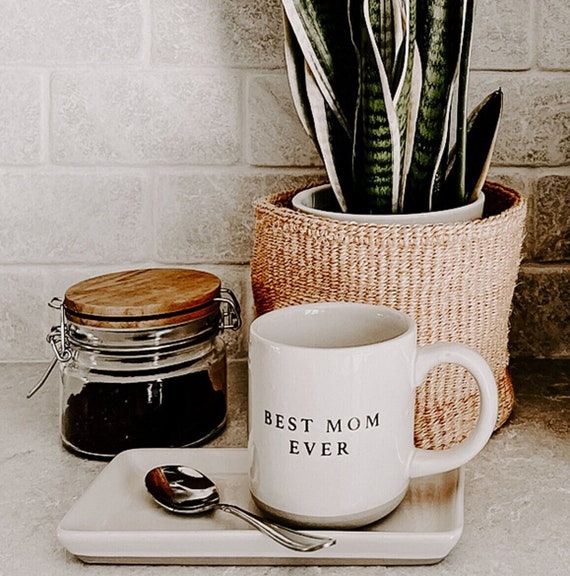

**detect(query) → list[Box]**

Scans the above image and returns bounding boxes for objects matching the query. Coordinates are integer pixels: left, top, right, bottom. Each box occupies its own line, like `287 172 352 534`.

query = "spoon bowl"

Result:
145 465 220 513
144 465 335 553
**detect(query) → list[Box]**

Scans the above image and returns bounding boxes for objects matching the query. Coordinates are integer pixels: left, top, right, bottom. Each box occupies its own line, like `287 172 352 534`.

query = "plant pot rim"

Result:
291 184 485 225
256 181 525 234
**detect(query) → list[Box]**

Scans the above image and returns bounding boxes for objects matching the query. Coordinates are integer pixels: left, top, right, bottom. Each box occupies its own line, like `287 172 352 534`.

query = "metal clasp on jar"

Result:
26 297 72 398
215 288 242 331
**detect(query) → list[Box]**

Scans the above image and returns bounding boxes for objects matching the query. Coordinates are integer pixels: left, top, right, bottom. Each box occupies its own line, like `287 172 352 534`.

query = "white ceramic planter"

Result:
292 184 485 225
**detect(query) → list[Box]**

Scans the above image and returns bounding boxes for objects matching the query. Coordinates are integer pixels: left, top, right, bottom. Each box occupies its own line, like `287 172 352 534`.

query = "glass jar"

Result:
39 269 241 459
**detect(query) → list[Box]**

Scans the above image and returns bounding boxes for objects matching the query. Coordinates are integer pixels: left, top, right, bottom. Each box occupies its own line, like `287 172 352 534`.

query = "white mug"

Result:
248 302 498 528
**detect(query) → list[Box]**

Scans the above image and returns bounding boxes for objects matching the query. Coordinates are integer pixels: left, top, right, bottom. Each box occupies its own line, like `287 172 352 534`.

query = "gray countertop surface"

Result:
1 359 568 576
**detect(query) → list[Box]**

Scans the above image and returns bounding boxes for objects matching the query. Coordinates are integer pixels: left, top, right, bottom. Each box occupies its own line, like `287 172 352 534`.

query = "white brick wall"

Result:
51 71 242 164
0 71 42 163
0 0 567 362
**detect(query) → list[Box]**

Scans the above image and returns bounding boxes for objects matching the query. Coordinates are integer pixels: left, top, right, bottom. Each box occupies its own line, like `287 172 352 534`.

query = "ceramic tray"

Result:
57 448 464 565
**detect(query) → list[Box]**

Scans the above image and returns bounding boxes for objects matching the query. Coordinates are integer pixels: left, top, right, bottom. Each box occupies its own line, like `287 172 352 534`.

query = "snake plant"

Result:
282 0 502 215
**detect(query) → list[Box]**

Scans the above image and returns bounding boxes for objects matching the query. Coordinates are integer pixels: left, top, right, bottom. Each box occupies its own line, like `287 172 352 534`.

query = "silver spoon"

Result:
144 465 335 553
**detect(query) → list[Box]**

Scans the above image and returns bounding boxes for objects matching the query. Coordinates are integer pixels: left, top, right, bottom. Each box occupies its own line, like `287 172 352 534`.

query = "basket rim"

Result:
254 181 526 234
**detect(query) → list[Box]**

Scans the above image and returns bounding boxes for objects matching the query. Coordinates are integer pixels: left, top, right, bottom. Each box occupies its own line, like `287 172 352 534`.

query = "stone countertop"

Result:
0 359 568 576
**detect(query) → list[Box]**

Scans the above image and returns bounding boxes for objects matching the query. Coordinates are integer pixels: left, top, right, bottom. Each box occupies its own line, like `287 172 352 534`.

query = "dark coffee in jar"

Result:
62 368 226 456
52 268 241 459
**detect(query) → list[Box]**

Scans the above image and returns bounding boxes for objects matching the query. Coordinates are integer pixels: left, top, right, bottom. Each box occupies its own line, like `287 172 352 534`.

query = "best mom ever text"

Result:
264 409 380 457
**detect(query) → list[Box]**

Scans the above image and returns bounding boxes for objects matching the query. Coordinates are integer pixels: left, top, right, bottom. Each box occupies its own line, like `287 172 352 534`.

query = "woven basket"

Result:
251 181 527 450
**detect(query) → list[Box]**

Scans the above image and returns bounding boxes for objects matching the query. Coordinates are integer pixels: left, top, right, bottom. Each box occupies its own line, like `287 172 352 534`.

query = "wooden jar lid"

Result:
63 269 221 328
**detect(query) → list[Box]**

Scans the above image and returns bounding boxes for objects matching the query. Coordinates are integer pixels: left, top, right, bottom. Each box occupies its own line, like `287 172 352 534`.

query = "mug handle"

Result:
408 342 499 478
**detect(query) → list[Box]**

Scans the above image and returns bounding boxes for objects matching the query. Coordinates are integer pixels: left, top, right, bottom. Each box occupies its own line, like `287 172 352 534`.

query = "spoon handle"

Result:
217 503 335 553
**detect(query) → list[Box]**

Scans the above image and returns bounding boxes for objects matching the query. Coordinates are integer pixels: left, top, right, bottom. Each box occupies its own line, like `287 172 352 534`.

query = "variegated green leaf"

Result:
352 0 402 213
453 0 475 204
442 89 503 209
404 0 465 213
281 0 357 135
304 64 352 212
399 43 422 211
283 12 316 141
392 0 420 211
368 0 397 91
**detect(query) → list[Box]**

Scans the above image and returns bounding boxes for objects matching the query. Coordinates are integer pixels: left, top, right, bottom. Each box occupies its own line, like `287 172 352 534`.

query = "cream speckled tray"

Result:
57 448 464 565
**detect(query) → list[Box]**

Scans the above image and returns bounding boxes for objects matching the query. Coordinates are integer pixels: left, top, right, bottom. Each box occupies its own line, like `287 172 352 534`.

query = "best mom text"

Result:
263 409 381 457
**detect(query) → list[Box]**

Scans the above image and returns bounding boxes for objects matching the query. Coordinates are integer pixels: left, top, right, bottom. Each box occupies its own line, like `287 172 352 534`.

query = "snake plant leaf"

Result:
283 13 317 142
352 0 402 213
399 44 422 211
281 0 358 136
404 0 465 213
281 0 359 210
392 0 422 212
453 0 475 205
304 63 352 212
284 14 352 209
443 89 503 208
368 0 400 93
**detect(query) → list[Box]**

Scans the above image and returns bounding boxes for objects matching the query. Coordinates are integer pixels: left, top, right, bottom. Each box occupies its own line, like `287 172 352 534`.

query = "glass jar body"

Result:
59 320 227 459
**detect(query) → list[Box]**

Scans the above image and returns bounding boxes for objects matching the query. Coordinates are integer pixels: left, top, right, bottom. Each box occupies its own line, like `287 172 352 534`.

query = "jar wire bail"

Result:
215 288 242 331
26 297 72 398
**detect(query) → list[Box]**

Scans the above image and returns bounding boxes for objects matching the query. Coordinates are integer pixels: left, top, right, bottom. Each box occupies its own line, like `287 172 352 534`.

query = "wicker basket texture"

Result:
251 182 527 450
